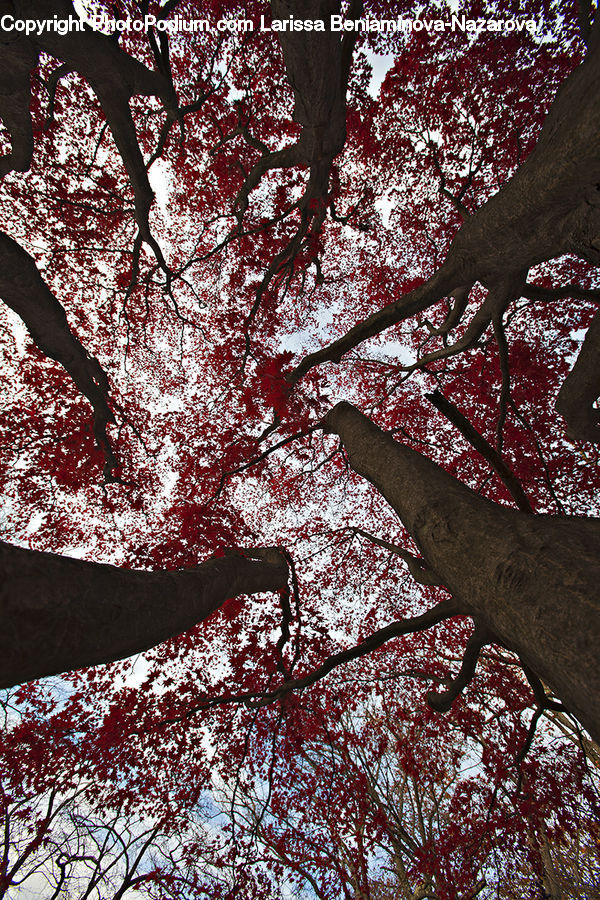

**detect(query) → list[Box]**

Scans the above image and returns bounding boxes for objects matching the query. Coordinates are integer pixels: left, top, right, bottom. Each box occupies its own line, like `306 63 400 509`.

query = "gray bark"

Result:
0 542 288 688
326 402 600 743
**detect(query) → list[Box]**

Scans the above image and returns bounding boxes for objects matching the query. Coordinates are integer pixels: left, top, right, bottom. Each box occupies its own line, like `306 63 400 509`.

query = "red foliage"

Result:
0 0 598 897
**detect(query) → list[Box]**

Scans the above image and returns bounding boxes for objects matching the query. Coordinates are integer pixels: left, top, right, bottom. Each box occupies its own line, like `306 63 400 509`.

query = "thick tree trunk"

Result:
0 16 37 178
0 543 288 688
326 402 600 743
271 0 352 161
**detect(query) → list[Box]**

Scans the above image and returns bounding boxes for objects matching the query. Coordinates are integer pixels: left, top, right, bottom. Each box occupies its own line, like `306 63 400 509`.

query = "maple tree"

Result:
211 673 600 899
1 0 600 895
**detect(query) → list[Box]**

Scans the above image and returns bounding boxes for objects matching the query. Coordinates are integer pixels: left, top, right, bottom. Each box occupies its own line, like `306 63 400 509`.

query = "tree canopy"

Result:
1 0 599 896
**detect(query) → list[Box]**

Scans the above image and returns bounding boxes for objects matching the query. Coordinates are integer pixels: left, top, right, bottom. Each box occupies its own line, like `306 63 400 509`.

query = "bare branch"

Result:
350 526 444 585
523 282 600 304
422 285 472 337
425 390 533 514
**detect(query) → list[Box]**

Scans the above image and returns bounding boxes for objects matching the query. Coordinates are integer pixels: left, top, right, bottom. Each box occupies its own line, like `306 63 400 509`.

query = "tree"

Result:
1 0 600 894
210 669 600 899
2 640 598 899
0 784 193 899
0 541 288 688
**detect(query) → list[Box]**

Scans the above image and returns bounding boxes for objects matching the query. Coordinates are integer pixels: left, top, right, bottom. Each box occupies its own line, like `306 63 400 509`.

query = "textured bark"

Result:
0 10 37 178
326 402 600 743
0 542 288 688
271 0 355 163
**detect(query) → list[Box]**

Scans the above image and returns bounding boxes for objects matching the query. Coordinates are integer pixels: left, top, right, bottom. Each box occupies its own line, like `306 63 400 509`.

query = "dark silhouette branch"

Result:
426 623 495 713
0 28 38 178
150 597 460 728
350 526 444 585
422 285 472 337
0 230 117 477
425 390 533 514
523 282 600 304
11 0 178 247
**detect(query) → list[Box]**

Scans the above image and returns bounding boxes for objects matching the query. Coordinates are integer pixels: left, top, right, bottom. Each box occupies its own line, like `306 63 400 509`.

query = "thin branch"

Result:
422 285 472 337
425 390 533 514
429 141 470 220
523 282 600 304
152 598 460 728
41 63 71 128
426 623 495 713
350 527 444 585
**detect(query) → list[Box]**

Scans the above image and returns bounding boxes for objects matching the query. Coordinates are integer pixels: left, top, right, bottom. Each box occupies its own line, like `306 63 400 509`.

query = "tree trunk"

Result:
325 402 600 743
0 542 288 688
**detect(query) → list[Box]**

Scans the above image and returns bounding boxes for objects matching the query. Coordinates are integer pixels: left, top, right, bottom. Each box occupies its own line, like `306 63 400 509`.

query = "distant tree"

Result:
3 645 598 899
210 656 600 899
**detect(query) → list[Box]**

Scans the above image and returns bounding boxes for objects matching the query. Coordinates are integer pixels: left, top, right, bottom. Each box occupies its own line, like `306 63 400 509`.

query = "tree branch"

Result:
289 265 459 382
422 285 472 337
401 275 525 375
291 49 600 382
0 542 289 688
523 282 600 304
324 401 600 741
155 598 460 726
19 0 178 245
425 390 533 514
0 230 117 477
350 526 444 585
426 623 494 713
